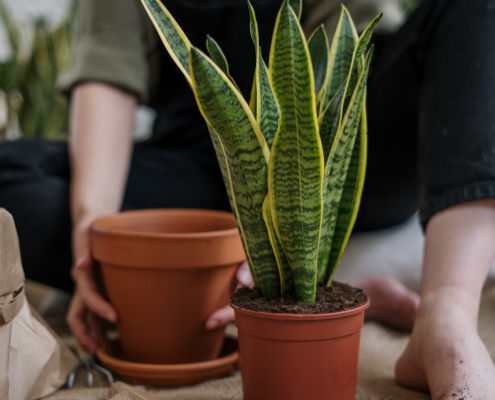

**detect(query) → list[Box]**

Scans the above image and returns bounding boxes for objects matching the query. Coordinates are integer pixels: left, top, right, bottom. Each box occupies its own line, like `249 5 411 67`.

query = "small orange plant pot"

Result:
232 297 370 400
91 209 245 365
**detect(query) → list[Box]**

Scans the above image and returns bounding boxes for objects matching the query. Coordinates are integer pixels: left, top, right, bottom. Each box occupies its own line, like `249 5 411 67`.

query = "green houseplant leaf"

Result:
189 47 280 297
267 1 324 303
248 1 280 149
318 47 374 283
262 194 294 295
205 35 240 91
307 26 329 100
325 108 367 284
320 6 357 114
141 0 192 85
205 36 228 76
342 13 382 106
318 79 346 163
317 14 381 281
206 125 260 289
289 0 302 19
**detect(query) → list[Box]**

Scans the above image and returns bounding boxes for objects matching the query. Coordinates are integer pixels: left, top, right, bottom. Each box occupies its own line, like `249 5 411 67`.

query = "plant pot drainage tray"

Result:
97 337 239 386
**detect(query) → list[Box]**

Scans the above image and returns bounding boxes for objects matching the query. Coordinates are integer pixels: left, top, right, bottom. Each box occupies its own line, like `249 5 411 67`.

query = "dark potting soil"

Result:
231 281 366 314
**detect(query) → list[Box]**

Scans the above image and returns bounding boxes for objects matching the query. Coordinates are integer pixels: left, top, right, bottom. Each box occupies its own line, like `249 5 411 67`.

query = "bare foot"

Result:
355 276 420 331
395 290 495 399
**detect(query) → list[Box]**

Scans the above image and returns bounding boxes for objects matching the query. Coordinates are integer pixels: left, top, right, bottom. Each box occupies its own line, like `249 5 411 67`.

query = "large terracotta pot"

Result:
91 209 245 365
232 297 370 400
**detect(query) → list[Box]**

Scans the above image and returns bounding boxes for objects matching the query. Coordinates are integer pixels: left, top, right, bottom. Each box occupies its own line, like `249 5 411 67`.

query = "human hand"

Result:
66 223 118 353
205 260 253 330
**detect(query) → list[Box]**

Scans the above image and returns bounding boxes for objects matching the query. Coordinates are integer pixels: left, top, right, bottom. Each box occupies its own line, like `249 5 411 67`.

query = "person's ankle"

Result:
415 288 479 333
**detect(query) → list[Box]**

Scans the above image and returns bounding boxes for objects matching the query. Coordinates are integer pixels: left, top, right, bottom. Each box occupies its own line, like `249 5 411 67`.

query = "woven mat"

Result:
43 279 495 400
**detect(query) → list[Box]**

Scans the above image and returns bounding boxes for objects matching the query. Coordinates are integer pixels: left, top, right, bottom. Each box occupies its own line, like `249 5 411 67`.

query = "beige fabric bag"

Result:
0 209 78 400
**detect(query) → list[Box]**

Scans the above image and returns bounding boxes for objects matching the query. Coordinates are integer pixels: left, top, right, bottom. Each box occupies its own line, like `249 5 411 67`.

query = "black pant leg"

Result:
417 0 495 227
354 0 490 231
354 31 421 231
0 140 73 291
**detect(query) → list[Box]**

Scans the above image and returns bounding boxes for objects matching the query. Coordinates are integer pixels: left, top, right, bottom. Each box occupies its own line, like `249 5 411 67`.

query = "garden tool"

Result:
67 342 114 388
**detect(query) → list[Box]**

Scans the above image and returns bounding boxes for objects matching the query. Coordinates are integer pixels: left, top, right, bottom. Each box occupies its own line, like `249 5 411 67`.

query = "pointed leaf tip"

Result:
288 0 302 19
141 0 192 85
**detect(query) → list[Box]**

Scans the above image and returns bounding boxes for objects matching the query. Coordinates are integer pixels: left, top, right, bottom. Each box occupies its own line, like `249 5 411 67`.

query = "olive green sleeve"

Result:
61 0 151 101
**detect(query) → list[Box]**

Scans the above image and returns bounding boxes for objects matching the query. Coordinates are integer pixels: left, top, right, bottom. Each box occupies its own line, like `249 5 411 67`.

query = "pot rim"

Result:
230 296 370 321
91 208 239 240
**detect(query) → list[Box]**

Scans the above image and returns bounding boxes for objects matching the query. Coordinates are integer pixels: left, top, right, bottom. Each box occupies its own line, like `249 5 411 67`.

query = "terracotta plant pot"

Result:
91 209 245 365
232 297 370 400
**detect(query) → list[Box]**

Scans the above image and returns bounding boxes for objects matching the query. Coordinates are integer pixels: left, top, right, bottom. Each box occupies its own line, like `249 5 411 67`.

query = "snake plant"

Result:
141 0 381 303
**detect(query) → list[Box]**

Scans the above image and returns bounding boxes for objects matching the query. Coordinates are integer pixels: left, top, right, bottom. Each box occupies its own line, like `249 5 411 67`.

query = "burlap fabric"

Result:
43 278 495 400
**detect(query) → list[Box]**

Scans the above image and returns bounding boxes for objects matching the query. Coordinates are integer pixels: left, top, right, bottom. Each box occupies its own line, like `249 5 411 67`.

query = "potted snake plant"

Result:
141 0 380 397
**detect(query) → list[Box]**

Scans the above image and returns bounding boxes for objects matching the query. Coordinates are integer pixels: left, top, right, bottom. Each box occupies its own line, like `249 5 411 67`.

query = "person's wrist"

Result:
72 204 115 230
71 254 93 282
72 207 116 249
71 213 98 280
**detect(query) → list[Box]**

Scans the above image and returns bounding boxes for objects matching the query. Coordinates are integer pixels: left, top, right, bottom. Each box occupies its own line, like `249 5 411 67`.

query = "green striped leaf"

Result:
316 80 345 282
248 2 280 149
258 55 280 149
206 36 228 76
189 47 279 297
318 47 373 282
248 1 260 121
317 15 381 282
343 13 382 108
289 0 302 19
248 0 258 46
248 1 259 117
318 79 346 163
268 2 323 303
320 6 357 114
206 36 240 91
262 194 294 296
308 26 329 101
326 109 367 284
249 77 257 115
350 13 382 73
141 0 192 85
207 125 260 288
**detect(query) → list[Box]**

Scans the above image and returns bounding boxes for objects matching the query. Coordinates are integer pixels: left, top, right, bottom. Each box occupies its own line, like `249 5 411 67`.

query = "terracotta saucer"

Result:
96 337 239 386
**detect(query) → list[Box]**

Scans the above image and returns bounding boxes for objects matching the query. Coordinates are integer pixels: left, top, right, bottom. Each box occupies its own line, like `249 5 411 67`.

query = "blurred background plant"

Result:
0 0 75 141
402 0 421 16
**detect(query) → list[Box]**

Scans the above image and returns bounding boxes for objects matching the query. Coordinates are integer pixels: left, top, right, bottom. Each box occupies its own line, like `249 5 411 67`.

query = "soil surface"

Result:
231 281 366 314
